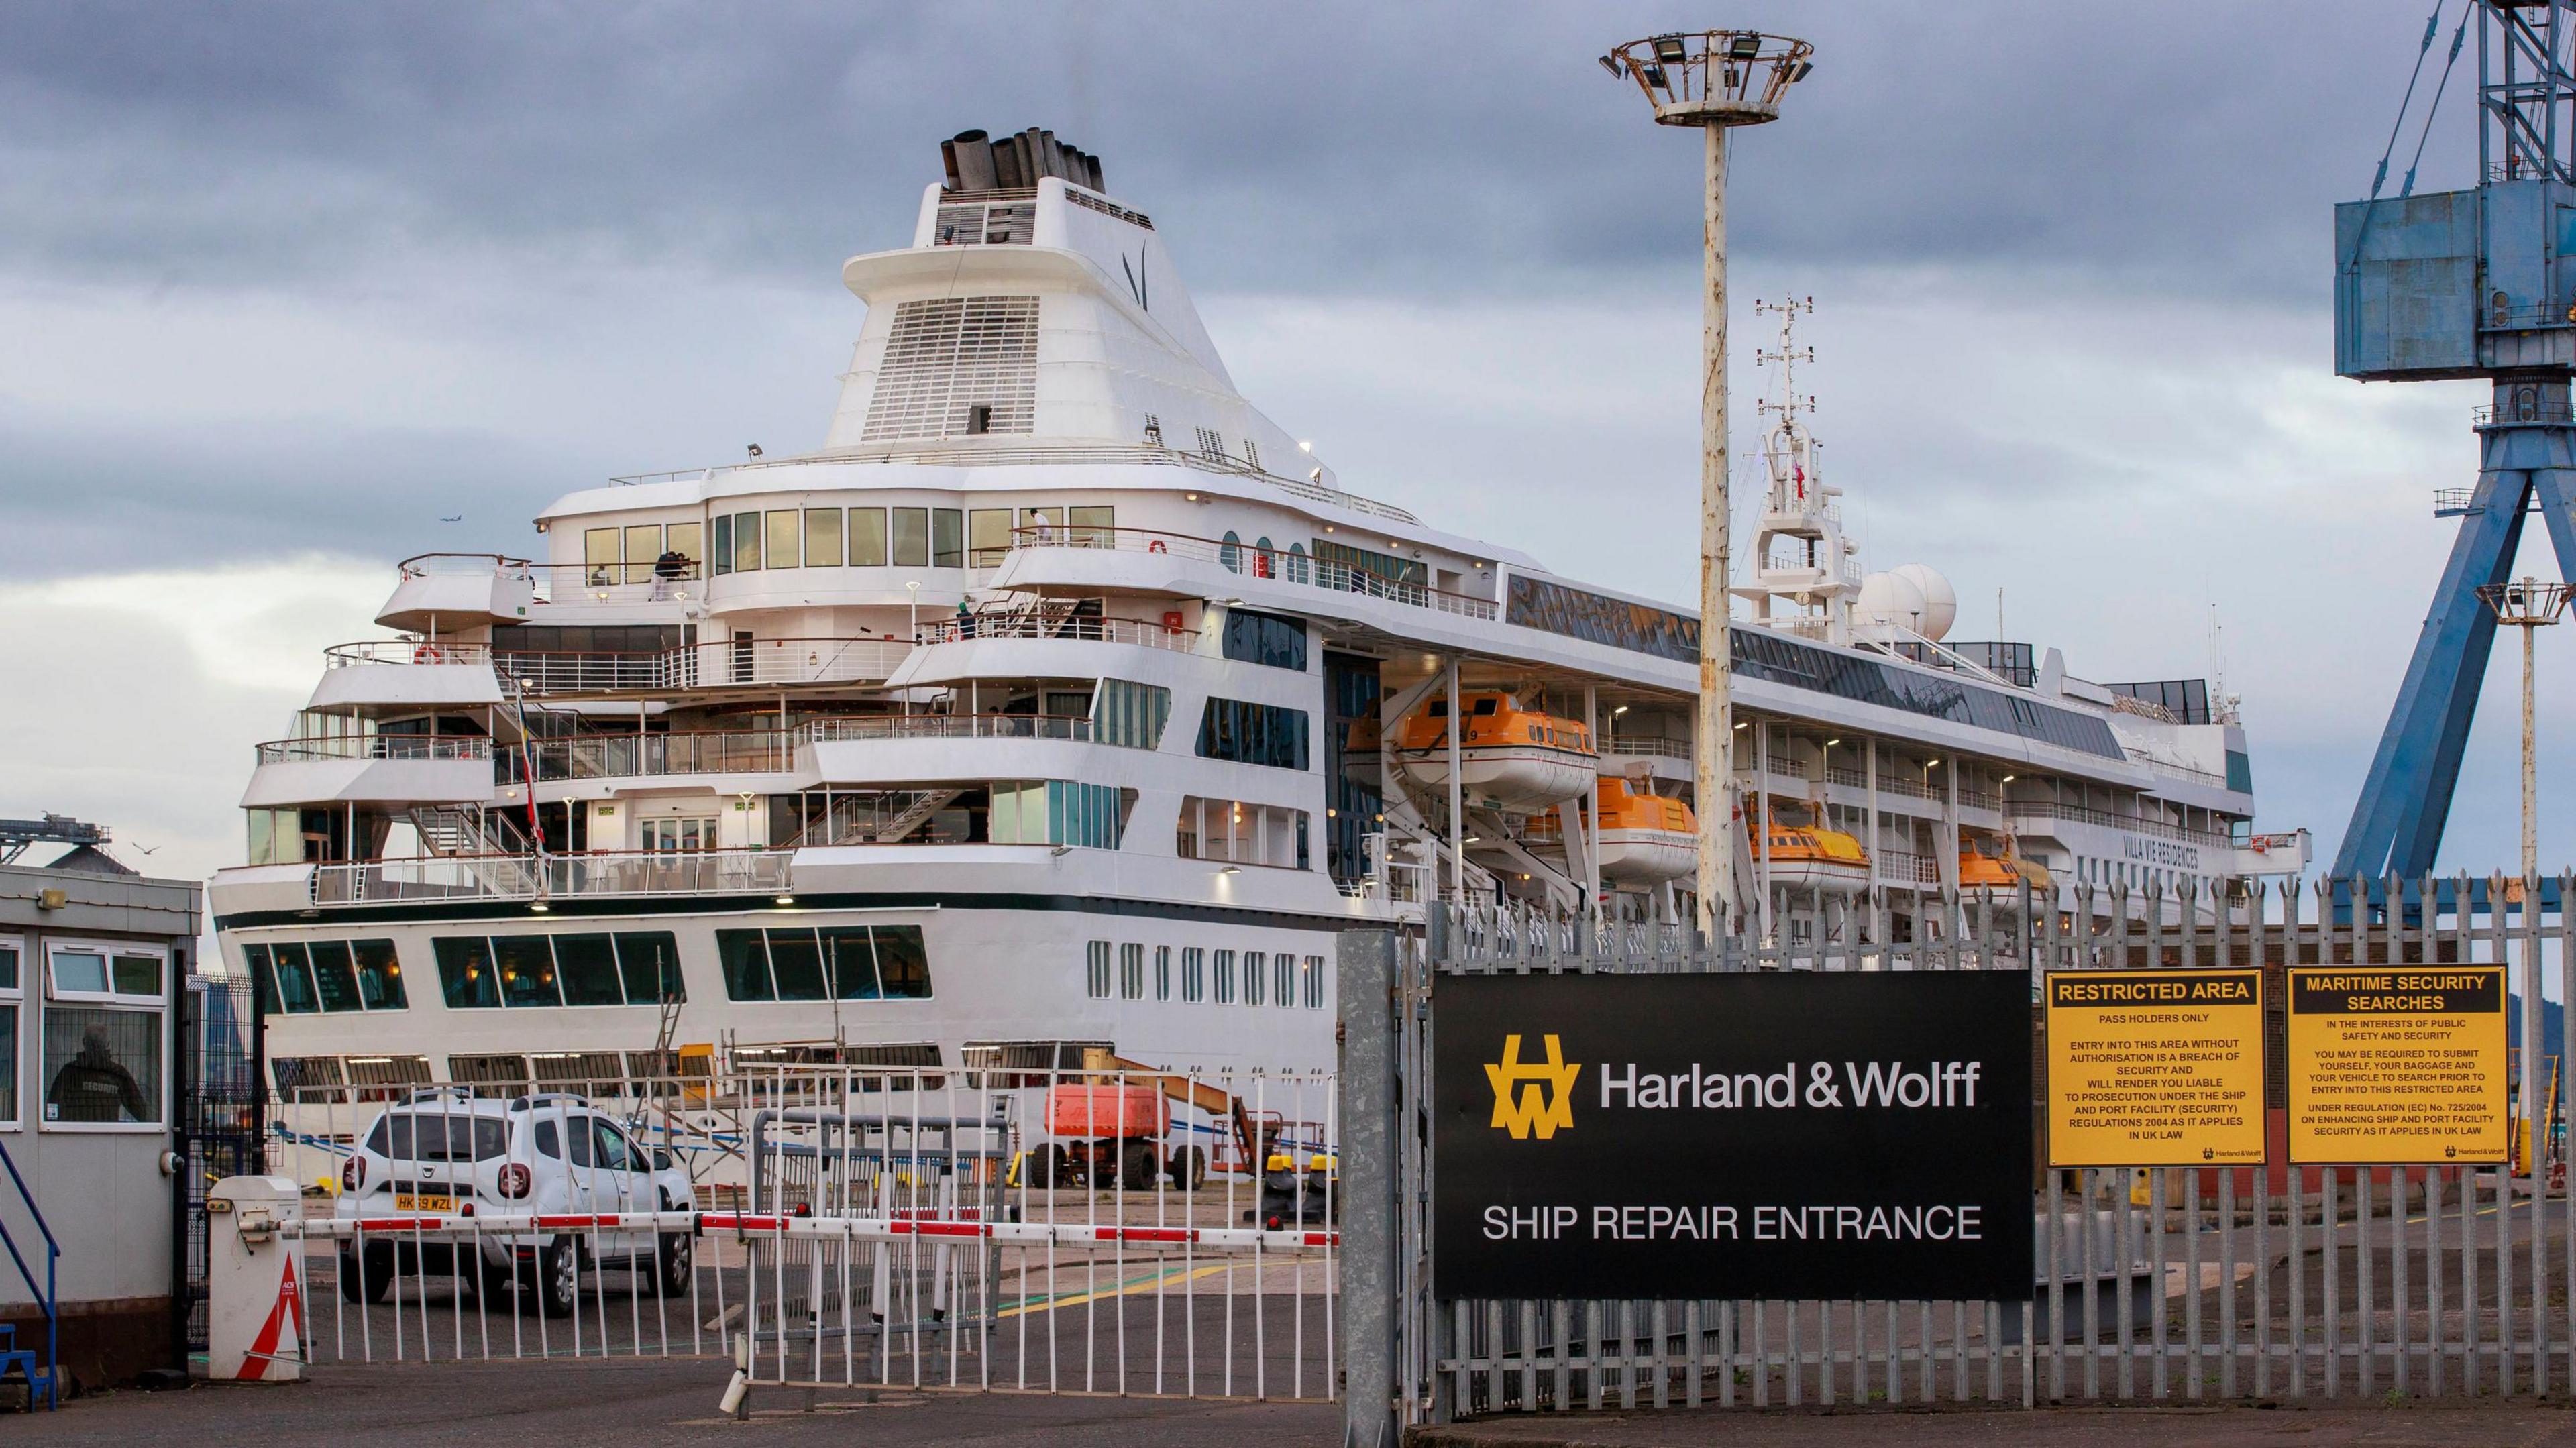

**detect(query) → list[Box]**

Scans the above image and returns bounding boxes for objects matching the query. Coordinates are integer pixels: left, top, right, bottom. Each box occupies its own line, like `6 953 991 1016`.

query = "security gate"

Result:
1350 877 2576 1435
217 1062 1340 1406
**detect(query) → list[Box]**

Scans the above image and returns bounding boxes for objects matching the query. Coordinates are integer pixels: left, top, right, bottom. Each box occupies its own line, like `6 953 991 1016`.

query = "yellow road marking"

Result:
999 1262 1234 1319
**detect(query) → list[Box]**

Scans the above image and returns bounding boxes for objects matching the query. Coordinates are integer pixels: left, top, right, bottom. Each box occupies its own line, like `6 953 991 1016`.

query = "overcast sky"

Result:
1 1 2563 893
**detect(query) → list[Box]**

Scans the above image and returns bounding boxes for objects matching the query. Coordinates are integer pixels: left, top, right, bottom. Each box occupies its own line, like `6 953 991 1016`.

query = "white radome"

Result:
1890 563 1957 641
1859 565 1957 640
1856 569 1925 636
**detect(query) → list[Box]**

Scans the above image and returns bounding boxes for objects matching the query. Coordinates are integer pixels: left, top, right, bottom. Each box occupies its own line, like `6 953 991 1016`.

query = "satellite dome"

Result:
1856 571 1927 636
1890 563 1957 641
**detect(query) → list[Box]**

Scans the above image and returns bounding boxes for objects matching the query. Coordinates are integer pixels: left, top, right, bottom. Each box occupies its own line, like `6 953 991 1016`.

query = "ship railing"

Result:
915 611 1199 652
395 551 533 577
256 735 494 766
323 636 917 694
804 713 1097 744
1875 848 1943 885
514 730 798 783
498 636 915 695
514 559 706 605
310 848 790 905
610 437 1423 524
2002 799 2238 848
1751 614 1836 643
326 640 494 668
1008 525 1500 621
1601 735 1690 761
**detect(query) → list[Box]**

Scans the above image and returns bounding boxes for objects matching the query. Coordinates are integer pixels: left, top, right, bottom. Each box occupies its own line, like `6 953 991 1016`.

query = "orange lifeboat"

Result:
1595 777 1695 883
1391 692 1597 812
1959 833 2052 891
1752 802 1871 895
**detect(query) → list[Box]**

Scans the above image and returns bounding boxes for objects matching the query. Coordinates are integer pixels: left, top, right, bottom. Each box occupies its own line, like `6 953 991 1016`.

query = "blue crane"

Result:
2334 0 2576 883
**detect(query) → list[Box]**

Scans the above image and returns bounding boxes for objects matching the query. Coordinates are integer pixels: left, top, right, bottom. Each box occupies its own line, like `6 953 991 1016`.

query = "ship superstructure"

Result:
211 127 2306 1100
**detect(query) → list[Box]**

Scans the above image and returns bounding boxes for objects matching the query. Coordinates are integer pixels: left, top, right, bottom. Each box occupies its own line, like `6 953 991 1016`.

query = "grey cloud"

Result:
0 2 2462 302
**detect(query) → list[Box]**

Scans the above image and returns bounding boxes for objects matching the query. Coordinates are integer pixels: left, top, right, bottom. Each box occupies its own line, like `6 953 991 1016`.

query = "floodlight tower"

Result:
2334 0 2576 884
2477 575 2571 880
1602 30 1814 936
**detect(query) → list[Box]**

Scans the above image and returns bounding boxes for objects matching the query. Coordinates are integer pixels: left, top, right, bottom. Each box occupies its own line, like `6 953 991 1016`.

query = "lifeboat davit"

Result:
1960 834 2052 891
1595 777 1696 883
1392 691 1596 812
1753 805 1871 895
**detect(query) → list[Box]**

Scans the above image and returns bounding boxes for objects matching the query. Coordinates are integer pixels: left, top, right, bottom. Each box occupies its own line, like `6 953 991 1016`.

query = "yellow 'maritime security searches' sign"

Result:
2045 969 2267 1168
2286 964 2508 1164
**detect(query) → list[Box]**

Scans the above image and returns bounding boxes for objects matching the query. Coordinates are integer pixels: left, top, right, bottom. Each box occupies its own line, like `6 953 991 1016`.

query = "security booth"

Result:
0 844 201 1398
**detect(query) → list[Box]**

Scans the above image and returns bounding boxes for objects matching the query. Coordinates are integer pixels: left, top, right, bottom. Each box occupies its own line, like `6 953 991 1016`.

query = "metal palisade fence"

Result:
240 1060 1340 1406
1352 875 2576 1432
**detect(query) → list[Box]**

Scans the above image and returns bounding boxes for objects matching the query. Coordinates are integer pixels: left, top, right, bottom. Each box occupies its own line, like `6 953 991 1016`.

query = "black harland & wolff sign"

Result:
1434 970 2034 1302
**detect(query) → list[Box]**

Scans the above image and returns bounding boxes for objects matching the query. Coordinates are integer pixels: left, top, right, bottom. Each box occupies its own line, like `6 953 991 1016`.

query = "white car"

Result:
333 1089 696 1317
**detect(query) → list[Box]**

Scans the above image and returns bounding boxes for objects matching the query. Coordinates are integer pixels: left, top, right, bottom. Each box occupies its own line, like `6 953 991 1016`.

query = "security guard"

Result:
46 1024 150 1123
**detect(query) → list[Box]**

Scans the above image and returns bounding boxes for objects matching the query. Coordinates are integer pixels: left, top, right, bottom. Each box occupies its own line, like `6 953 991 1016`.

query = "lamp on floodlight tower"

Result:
1601 29 1815 938
2477 575 2571 887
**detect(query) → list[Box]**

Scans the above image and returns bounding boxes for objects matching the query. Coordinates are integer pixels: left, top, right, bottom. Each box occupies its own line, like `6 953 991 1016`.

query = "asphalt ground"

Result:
13 1356 1338 1447
26 1364 2576 1447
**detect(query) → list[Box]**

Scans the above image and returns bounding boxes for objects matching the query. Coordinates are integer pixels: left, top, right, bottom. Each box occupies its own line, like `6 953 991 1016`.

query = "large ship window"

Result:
1219 608 1308 671
429 932 683 1009
850 508 889 567
1195 699 1310 771
718 926 930 1002
988 781 1127 850
666 522 702 571
804 508 844 567
624 524 664 581
1068 505 1114 546
765 510 801 570
1095 679 1171 748
969 508 1012 565
494 936 559 1007
712 515 731 575
892 507 930 567
584 528 621 586
1177 797 1308 869
733 510 762 572
933 508 965 568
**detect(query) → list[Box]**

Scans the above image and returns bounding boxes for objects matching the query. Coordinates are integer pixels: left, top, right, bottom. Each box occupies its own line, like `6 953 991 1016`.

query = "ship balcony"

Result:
2003 799 2238 850
989 526 1499 622
1599 734 1691 784
311 641 505 712
378 555 706 632
505 716 1125 795
315 635 917 705
890 610 1200 688
245 734 496 808
376 554 541 632
497 635 915 698
518 730 802 789
309 847 791 907
804 714 1123 785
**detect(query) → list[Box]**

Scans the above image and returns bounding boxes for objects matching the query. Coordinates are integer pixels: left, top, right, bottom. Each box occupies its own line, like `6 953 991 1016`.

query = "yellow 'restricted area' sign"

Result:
2285 964 2508 1165
2045 969 2266 1168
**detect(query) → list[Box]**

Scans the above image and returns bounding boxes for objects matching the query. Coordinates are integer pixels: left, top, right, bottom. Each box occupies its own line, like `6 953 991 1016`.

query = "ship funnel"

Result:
942 127 1104 194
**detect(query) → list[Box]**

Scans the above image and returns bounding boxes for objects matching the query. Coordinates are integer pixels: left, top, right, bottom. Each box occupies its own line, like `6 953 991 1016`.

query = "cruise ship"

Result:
209 127 2308 1103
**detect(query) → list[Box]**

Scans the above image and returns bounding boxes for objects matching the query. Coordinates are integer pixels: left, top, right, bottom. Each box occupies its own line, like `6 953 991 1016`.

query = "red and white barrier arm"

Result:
286 1211 1338 1251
